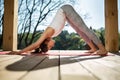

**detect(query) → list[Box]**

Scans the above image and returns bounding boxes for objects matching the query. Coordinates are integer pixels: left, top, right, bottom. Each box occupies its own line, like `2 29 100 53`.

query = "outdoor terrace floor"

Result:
0 50 120 80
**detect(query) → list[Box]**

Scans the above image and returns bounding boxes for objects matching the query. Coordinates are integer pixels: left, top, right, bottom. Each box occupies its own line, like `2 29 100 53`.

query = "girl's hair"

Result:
34 38 50 53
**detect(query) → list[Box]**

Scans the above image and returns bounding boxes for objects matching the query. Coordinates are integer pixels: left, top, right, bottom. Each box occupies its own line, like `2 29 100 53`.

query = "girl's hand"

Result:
8 51 21 55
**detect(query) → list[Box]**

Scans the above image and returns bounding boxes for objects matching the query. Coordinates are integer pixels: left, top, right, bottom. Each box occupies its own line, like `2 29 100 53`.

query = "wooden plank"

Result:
76 56 120 80
105 0 119 52
0 55 11 58
60 56 98 80
0 55 19 62
0 55 24 80
3 0 18 50
93 58 120 72
92 55 120 73
20 56 59 80
0 55 47 80
101 55 120 63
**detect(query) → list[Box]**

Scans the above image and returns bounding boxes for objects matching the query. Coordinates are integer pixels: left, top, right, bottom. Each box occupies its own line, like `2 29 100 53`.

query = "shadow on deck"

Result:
0 50 120 80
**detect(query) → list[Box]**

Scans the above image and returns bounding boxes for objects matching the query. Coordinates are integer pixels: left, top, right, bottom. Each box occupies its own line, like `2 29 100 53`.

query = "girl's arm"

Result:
15 27 54 54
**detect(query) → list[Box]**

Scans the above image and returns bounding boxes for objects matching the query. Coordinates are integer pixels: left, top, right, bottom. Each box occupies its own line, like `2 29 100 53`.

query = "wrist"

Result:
18 50 24 54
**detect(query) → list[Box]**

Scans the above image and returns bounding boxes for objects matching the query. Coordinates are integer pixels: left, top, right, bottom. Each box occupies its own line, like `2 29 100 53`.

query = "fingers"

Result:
7 51 20 55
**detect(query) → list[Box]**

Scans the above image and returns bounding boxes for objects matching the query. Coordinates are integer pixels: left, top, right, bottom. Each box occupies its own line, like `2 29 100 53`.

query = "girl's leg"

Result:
48 6 97 53
78 31 97 53
68 22 97 52
61 5 107 55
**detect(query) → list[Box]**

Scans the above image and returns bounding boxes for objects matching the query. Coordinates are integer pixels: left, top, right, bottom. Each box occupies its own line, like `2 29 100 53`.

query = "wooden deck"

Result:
0 50 120 80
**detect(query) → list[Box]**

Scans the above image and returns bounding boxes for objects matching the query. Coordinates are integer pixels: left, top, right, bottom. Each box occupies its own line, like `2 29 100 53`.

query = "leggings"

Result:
50 5 102 45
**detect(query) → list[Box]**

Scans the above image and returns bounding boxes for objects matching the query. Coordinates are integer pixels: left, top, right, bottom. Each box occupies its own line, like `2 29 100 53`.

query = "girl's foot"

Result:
85 49 97 53
92 50 108 56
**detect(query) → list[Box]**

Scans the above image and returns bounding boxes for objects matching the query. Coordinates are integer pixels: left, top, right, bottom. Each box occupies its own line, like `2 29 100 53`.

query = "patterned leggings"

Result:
50 5 102 45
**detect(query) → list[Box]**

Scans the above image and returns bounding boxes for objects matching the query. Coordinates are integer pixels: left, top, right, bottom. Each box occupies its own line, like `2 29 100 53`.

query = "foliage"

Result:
17 28 109 50
92 27 105 46
18 0 63 48
52 30 85 50
17 0 79 48
0 0 92 49
0 0 120 50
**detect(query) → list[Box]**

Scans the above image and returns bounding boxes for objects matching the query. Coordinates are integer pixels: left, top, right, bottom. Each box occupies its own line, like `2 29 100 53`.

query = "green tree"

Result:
90 27 105 46
18 0 62 48
52 30 86 50
53 30 70 50
17 0 79 49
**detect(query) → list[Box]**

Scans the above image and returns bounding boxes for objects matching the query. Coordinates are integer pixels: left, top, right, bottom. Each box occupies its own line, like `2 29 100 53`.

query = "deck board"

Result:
0 55 47 80
76 56 120 80
0 51 120 80
0 55 18 62
93 58 120 72
0 55 24 80
60 56 98 80
21 56 59 80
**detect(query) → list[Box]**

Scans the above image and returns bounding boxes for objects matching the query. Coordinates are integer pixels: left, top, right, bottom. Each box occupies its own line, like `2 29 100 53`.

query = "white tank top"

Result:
49 8 66 37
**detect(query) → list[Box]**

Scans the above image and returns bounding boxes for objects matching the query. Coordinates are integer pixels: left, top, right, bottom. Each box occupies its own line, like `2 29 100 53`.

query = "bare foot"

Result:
92 50 108 56
85 49 97 53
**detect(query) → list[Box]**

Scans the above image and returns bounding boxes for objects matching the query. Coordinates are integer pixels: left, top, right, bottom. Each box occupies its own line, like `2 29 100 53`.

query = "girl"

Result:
10 5 107 55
